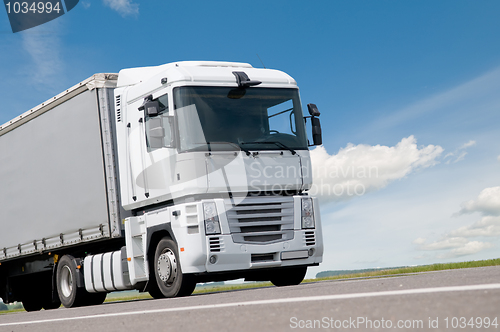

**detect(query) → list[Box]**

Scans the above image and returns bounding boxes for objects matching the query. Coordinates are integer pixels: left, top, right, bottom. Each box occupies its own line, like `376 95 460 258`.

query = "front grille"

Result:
240 225 280 233
226 196 294 244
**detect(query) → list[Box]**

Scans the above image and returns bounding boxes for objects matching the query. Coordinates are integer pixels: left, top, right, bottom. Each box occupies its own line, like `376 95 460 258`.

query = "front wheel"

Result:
270 266 307 287
150 237 196 298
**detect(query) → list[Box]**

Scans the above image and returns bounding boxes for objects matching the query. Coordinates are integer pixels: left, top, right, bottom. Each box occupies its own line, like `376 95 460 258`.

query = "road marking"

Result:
2 283 500 327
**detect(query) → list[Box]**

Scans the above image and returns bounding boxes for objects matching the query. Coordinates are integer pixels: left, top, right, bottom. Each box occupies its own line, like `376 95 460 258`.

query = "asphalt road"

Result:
1 266 499 331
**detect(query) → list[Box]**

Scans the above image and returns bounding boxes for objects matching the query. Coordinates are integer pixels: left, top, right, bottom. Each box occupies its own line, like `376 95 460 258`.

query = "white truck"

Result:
0 61 323 311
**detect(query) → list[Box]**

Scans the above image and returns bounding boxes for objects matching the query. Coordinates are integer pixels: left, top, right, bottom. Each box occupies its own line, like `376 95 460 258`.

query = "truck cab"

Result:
110 61 323 294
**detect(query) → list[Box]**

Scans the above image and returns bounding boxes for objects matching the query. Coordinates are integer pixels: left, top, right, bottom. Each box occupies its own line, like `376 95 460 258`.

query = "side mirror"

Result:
146 116 174 150
307 103 320 117
145 100 160 117
139 95 160 117
149 123 165 138
311 116 322 146
306 104 322 146
227 88 246 99
147 117 164 149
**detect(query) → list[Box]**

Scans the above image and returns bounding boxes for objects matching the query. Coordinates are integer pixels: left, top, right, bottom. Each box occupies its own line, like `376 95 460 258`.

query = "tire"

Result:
176 275 197 297
150 237 196 298
41 274 61 310
82 292 107 306
41 288 61 310
21 273 60 311
148 284 165 300
56 255 88 308
22 297 43 312
270 266 307 287
42 299 61 310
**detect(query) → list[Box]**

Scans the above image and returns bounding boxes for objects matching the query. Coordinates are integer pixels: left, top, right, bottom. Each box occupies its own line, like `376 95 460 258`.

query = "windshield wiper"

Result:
241 141 296 155
206 141 251 156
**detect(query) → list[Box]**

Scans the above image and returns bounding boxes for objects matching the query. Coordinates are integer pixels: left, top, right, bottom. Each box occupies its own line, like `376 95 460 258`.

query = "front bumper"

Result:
204 229 323 273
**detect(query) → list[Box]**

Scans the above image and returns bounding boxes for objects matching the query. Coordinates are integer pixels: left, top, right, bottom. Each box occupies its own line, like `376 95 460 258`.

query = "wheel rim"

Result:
157 249 177 285
60 265 73 298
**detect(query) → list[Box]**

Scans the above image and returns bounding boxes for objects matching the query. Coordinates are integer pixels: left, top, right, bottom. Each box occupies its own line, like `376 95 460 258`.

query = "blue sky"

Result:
1 1 500 278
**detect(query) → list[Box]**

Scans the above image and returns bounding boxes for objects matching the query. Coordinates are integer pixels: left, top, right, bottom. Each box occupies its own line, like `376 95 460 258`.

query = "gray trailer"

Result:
0 74 128 310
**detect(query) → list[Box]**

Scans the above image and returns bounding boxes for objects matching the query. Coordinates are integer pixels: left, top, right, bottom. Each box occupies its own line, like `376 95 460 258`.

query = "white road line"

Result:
1 283 500 327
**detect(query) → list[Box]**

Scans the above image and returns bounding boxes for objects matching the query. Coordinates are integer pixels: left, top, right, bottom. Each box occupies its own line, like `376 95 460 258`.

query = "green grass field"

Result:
312 258 500 282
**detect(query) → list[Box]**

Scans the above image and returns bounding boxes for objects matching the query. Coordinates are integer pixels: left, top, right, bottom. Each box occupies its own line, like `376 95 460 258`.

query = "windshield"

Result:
174 87 308 153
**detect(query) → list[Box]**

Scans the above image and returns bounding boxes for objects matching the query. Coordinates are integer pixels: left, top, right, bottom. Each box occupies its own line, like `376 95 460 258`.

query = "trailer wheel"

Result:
20 273 60 311
42 273 61 310
82 292 107 306
56 255 86 308
42 299 61 310
270 266 307 287
151 238 196 298
22 297 43 312
41 287 61 310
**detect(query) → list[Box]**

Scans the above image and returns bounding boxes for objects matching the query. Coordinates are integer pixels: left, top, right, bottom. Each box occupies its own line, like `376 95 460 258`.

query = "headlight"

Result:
203 202 221 235
301 198 315 229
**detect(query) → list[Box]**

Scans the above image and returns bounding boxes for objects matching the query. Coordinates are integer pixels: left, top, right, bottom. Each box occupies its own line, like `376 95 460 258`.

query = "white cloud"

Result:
458 186 500 216
103 0 139 17
81 1 91 9
437 241 493 259
444 140 476 164
450 216 500 238
309 135 443 202
20 24 63 88
418 237 468 251
412 237 426 245
497 155 500 162
415 186 500 258
416 236 495 258
460 140 477 149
